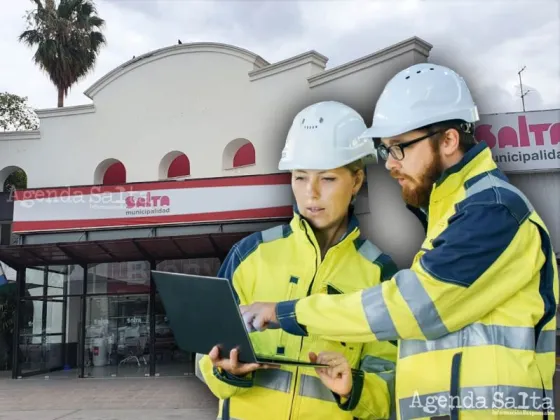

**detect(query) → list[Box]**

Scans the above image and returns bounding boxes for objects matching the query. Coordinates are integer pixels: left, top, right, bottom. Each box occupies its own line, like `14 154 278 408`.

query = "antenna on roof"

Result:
517 66 531 112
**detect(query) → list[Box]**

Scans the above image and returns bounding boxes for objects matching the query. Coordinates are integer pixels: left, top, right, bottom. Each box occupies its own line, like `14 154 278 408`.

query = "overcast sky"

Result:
0 0 558 115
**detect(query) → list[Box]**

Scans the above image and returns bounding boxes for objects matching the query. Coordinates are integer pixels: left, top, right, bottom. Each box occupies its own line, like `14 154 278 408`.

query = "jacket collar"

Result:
406 141 498 228
290 204 361 247
430 141 497 203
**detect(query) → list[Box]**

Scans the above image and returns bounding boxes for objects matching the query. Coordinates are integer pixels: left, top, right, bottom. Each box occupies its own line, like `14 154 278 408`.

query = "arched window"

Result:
94 159 126 185
233 143 256 168
223 139 256 170
159 151 190 179
0 166 27 192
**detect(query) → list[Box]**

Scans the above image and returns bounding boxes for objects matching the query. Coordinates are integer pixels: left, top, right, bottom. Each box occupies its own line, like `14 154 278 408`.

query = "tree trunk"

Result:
57 88 64 107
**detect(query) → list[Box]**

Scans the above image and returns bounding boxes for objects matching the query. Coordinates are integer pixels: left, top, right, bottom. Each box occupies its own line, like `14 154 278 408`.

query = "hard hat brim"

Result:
359 107 480 140
278 152 377 171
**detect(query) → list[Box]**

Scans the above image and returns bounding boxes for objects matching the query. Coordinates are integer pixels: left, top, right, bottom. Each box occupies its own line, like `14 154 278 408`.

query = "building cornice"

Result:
308 36 433 88
0 130 41 141
35 104 96 119
84 42 270 99
249 50 329 82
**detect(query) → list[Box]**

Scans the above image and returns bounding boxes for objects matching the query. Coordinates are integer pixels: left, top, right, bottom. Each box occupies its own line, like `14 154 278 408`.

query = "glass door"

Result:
15 266 83 378
153 293 194 376
83 294 151 378
18 297 66 377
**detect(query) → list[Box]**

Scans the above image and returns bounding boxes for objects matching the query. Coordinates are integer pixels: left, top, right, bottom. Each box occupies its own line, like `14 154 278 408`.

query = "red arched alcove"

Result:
167 154 190 177
233 143 255 167
103 162 126 185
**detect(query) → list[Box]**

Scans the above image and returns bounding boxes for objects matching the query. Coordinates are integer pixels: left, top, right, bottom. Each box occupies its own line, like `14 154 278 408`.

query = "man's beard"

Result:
391 148 443 209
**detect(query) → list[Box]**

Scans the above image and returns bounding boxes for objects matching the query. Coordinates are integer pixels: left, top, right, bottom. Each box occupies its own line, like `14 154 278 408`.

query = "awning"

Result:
0 231 249 268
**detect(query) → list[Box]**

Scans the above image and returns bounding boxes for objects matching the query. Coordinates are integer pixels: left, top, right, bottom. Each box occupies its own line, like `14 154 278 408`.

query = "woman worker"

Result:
197 101 398 420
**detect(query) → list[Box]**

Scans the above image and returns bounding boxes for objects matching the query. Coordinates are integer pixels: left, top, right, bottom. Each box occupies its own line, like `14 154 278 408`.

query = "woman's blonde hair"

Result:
344 158 366 175
344 158 366 205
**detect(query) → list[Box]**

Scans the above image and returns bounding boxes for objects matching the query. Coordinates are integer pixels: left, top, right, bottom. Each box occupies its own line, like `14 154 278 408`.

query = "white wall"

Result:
0 38 430 190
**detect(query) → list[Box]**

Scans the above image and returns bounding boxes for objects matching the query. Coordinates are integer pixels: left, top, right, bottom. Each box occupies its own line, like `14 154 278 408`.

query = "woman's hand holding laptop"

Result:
208 345 280 377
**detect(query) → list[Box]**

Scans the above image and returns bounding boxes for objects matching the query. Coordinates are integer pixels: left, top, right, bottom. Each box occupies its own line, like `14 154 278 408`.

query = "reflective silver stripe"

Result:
399 324 556 359
261 225 285 243
253 369 292 393
195 353 205 383
360 355 396 373
358 240 382 262
536 329 556 353
396 269 449 340
362 285 399 340
360 355 396 418
298 374 336 402
399 386 554 419
466 174 534 213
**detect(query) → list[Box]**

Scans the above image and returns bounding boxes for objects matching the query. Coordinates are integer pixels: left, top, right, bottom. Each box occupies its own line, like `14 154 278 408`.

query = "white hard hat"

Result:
278 101 376 171
360 63 480 139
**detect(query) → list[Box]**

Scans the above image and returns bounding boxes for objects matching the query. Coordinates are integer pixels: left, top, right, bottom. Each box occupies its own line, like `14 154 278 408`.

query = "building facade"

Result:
0 36 558 380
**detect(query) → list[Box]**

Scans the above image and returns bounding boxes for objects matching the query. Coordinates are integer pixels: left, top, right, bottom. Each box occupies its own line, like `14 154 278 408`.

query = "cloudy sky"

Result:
0 0 558 115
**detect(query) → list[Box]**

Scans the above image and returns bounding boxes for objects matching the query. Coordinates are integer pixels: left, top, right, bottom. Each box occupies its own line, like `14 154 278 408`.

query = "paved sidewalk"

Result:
0 376 218 420
0 409 215 420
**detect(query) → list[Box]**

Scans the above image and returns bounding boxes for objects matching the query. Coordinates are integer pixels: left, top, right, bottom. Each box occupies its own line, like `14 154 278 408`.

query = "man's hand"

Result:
309 351 353 398
239 302 279 332
209 346 277 377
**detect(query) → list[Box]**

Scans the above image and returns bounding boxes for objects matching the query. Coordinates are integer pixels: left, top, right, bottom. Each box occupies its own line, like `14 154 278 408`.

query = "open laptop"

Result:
151 270 326 367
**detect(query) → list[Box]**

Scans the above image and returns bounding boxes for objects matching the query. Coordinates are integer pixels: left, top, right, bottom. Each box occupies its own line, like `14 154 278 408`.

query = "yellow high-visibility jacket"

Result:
275 142 559 420
198 211 399 420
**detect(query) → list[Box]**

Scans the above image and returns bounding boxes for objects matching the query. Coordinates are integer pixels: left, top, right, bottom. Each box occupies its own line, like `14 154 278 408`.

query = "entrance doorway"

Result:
16 266 78 378
13 258 221 378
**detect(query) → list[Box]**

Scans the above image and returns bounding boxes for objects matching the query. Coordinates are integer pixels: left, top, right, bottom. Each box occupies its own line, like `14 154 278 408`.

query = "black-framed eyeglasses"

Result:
377 129 444 161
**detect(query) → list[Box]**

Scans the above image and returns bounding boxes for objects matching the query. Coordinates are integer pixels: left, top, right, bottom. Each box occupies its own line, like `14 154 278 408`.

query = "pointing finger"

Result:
230 348 239 369
209 346 219 362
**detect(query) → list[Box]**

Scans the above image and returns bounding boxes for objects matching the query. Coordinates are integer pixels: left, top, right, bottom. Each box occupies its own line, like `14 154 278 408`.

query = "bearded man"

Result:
240 63 558 420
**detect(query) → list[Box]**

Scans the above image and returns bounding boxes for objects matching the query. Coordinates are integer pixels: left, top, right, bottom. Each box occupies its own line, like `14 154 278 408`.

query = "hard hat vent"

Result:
405 67 435 80
301 117 321 130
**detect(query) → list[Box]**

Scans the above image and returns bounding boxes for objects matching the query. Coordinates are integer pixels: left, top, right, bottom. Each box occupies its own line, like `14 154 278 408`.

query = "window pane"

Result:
20 299 43 337
24 268 44 298
156 258 220 276
46 269 65 296
87 262 150 294
45 301 64 335
67 265 84 296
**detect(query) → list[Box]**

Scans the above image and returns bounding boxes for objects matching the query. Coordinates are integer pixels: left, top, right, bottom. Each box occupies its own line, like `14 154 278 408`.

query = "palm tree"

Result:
19 0 107 107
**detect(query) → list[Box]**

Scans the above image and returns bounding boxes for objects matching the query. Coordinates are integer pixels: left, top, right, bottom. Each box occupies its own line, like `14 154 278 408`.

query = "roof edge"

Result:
35 104 96 119
0 130 41 141
308 36 433 87
84 42 271 99
249 50 329 82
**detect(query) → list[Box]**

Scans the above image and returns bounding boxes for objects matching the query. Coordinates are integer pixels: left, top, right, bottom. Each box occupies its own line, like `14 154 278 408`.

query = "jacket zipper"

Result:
449 352 463 420
288 222 320 420
286 221 358 419
277 278 298 353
